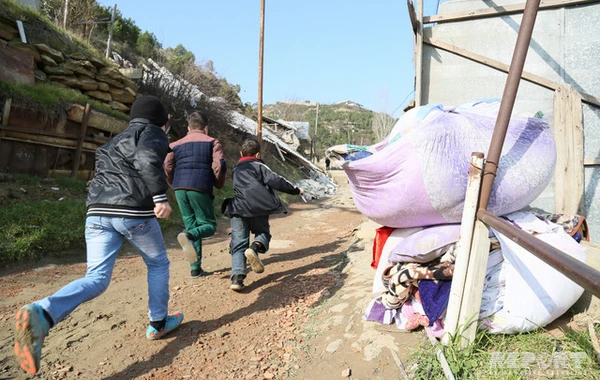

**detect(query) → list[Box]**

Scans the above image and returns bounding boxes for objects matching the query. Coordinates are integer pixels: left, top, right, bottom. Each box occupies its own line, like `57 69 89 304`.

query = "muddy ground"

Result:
0 172 421 379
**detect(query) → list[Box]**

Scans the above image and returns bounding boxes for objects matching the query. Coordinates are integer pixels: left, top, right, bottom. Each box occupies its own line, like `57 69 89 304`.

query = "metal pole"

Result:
63 0 70 29
315 102 319 137
478 209 600 299
106 4 117 59
257 0 266 144
478 0 541 210
415 0 423 106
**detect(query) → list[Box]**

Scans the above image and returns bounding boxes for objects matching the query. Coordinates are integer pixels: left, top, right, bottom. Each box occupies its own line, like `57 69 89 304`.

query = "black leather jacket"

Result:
86 118 170 218
223 158 300 218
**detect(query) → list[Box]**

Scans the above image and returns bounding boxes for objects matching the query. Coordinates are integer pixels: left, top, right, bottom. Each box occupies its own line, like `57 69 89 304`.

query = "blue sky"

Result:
98 0 442 115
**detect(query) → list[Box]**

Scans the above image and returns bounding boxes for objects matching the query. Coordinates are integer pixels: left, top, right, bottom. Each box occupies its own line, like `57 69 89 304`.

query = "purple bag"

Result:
344 100 556 228
390 224 461 263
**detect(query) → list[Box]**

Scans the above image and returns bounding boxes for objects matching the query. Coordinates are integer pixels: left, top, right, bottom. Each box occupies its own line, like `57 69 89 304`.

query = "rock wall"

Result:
0 17 137 114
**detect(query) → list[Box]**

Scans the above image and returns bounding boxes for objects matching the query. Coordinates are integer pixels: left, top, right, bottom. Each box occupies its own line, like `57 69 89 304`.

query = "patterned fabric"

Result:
529 208 590 241
381 259 454 309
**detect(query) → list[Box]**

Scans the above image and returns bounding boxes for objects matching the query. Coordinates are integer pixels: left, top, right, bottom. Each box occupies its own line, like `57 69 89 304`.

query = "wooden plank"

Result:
457 220 490 347
407 0 418 33
554 85 584 215
442 153 484 345
584 158 600 166
0 124 108 145
67 104 127 135
423 37 600 107
424 0 600 24
415 0 424 106
1 136 95 152
71 104 92 178
48 169 95 180
3 131 98 151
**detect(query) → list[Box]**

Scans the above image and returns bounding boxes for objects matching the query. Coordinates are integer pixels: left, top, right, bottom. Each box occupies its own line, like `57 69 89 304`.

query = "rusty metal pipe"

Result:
478 209 600 299
479 0 542 210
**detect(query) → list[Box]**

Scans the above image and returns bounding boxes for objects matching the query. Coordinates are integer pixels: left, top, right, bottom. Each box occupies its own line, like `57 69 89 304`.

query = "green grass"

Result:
1 0 107 60
0 80 128 120
410 326 600 380
0 199 87 261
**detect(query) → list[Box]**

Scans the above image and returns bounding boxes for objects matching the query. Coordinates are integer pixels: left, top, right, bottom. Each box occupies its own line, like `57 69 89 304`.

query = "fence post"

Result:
442 153 484 345
457 219 490 347
71 104 92 179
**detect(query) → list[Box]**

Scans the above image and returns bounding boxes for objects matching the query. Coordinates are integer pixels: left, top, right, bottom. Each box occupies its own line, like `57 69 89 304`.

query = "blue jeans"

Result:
230 215 271 277
36 216 170 325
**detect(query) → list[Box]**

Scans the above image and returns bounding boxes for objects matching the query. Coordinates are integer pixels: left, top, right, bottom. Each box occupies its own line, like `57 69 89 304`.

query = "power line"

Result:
391 90 415 116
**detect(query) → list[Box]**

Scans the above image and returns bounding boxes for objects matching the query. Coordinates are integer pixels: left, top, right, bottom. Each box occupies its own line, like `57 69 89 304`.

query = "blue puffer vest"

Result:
171 140 215 194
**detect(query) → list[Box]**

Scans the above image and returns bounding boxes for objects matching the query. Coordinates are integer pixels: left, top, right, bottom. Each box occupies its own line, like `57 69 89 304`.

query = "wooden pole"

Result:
315 102 319 137
106 4 117 59
415 0 424 106
71 104 92 178
457 219 490 347
257 0 266 144
0 98 11 144
442 153 484 345
1 98 11 127
63 0 70 29
554 85 584 215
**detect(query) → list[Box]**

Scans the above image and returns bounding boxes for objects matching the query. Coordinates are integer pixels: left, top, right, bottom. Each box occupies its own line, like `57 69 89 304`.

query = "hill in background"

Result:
263 100 395 156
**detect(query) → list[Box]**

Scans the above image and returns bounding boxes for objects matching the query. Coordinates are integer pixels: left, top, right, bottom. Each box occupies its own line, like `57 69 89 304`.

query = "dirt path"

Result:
1 172 423 380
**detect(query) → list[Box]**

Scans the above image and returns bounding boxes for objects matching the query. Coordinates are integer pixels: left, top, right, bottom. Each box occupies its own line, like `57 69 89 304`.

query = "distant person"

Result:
164 111 226 278
325 156 331 171
14 96 182 375
222 138 304 291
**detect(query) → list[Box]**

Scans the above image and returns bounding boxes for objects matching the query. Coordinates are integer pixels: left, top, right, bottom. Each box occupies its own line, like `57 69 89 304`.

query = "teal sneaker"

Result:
146 311 183 340
14 304 50 375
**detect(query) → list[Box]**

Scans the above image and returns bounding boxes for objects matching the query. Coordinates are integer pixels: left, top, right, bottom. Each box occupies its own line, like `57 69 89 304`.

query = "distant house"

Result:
276 100 317 106
335 100 364 109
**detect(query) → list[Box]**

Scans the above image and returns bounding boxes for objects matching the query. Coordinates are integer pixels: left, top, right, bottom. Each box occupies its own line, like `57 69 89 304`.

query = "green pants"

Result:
175 189 217 269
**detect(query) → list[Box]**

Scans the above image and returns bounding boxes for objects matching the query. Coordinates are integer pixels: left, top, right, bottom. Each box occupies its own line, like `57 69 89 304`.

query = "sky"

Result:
97 0 443 116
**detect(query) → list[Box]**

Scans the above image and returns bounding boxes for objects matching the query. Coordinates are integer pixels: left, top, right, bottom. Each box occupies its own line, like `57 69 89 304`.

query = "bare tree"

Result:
371 111 396 142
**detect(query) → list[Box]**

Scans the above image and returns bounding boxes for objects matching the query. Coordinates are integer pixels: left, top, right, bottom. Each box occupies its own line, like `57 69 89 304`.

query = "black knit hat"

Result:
130 95 168 127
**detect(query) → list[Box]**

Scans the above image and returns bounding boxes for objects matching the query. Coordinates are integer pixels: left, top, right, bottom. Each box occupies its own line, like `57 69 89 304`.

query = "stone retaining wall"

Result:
0 18 137 114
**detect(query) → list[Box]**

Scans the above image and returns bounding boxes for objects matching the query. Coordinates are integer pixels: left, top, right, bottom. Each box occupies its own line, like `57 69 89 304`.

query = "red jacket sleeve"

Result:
212 139 227 189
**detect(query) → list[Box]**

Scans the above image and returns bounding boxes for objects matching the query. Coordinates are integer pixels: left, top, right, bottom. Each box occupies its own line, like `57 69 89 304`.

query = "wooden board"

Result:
424 0 600 24
554 85 584 215
423 37 600 107
442 153 484 345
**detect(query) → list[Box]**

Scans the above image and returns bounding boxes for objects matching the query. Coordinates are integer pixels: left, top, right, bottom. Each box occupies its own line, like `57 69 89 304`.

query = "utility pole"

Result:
257 0 266 143
313 102 319 160
63 0 69 29
315 102 319 137
105 4 117 59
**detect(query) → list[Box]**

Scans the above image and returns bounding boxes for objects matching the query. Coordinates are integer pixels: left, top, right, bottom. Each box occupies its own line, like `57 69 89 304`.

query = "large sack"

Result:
343 100 556 228
482 212 586 334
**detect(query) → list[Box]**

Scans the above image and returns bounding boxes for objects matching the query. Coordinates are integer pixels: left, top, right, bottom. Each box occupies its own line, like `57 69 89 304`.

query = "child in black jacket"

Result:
223 138 304 290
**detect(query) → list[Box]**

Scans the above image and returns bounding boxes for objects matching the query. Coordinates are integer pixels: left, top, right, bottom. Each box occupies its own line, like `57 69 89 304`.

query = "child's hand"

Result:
298 187 305 195
154 202 172 220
